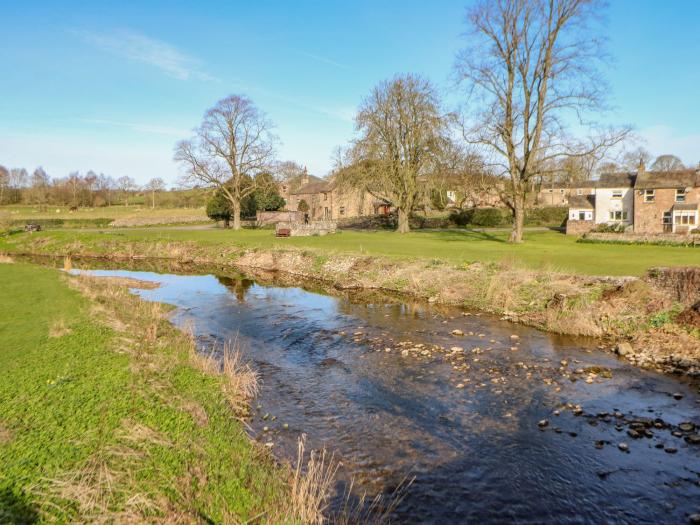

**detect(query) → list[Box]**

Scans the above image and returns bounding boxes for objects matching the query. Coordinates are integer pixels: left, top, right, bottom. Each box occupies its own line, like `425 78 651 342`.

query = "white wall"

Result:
594 188 634 225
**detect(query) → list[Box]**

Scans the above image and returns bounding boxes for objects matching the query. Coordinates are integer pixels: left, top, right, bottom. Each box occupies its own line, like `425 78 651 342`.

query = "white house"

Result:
593 173 636 228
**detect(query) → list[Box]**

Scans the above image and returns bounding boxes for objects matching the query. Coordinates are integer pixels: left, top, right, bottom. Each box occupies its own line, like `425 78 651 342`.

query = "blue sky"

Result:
1 0 699 185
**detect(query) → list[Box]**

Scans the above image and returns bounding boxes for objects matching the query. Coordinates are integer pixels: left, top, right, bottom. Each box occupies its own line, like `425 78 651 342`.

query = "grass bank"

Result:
0 262 324 523
1 228 698 376
2 228 700 276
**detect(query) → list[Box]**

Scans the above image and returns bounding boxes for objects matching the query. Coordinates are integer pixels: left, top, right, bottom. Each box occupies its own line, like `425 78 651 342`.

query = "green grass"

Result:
2 227 699 276
1 204 206 221
0 263 287 522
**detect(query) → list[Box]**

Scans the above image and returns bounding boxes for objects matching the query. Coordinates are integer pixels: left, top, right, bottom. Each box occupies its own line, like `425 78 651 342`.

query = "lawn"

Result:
0 263 288 522
2 227 698 276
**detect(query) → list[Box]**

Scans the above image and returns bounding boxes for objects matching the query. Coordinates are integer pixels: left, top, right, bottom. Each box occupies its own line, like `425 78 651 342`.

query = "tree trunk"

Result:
223 217 230 228
151 190 155 209
397 207 410 233
232 199 242 230
509 190 525 243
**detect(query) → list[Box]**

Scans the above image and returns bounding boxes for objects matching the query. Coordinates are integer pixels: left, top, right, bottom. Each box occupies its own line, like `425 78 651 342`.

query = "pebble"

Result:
664 446 678 454
595 440 605 449
282 423 289 430
673 393 684 400
452 329 464 336
265 442 274 448
456 383 465 389
538 419 549 428
510 334 519 340
685 434 700 445
618 442 629 452
679 422 695 432
263 426 269 432
689 514 700 525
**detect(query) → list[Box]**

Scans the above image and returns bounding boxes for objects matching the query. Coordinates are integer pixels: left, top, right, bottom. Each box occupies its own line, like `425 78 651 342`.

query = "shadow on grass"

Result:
411 229 508 243
0 485 39 524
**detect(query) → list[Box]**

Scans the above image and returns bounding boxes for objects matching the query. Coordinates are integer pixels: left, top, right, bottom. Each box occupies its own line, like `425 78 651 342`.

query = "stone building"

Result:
633 165 700 234
593 172 636 229
535 180 596 206
284 170 389 221
565 194 596 235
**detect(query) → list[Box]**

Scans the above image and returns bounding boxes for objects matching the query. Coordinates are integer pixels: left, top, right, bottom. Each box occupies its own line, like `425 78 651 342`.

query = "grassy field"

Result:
0 204 207 220
0 263 291 522
1 227 699 276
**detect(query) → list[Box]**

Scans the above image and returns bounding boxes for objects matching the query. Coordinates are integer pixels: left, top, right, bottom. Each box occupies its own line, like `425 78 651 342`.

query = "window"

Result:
609 210 628 222
643 189 655 203
578 211 586 220
611 190 623 199
675 211 697 225
339 206 345 216
663 212 672 225
323 193 328 201
676 188 686 203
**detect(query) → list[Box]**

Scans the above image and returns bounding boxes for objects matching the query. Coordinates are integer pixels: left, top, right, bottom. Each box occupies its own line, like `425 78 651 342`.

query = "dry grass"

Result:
0 254 13 264
286 435 339 525
49 319 72 338
0 423 11 445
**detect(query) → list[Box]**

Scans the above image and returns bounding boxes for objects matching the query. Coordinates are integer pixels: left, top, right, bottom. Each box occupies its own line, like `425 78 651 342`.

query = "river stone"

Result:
679 422 696 432
595 440 605 449
689 514 700 525
618 442 629 452
664 446 678 454
452 329 464 336
538 419 549 428
673 392 684 400
685 434 700 445
616 342 633 356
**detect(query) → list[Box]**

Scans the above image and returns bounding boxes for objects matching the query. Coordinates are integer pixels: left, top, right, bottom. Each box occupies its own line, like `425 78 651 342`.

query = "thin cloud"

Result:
73 29 217 81
295 49 351 70
77 118 188 137
639 125 700 166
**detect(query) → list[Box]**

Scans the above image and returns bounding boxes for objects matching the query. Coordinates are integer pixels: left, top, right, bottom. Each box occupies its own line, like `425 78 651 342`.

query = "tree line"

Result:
0 167 184 208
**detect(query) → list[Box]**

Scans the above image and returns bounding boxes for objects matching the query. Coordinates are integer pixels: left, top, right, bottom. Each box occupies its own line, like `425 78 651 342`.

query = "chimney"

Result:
302 166 309 186
637 159 646 176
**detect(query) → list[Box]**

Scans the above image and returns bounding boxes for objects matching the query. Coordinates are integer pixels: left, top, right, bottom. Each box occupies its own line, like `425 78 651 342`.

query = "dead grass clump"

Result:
0 254 14 264
222 341 259 413
0 423 12 444
330 477 414 525
286 435 338 525
49 319 72 338
179 400 209 427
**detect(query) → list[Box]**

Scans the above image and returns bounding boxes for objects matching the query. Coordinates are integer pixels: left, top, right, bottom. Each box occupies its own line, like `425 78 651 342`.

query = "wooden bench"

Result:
276 228 291 237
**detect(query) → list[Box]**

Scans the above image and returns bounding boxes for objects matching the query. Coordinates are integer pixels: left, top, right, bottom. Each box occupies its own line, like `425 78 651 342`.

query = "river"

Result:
72 264 700 523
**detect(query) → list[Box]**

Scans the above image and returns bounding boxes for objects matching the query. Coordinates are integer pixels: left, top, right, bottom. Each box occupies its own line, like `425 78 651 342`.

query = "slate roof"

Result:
290 178 334 195
595 172 636 188
634 170 700 189
672 202 699 211
568 194 595 209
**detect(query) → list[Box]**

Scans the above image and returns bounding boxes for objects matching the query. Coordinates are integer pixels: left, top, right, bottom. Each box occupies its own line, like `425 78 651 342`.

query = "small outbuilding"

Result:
566 195 596 235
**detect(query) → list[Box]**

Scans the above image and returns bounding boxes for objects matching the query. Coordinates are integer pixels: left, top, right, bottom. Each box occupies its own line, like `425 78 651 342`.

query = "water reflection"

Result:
49 263 700 523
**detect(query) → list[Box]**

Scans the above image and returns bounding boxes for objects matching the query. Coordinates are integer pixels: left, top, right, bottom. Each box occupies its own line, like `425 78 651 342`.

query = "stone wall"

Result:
584 232 700 246
275 221 337 236
256 210 304 225
565 219 595 235
647 267 700 305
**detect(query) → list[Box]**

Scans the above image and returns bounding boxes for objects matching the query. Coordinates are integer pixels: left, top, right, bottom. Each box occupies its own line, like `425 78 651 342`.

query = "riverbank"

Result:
0 262 309 522
1 229 699 376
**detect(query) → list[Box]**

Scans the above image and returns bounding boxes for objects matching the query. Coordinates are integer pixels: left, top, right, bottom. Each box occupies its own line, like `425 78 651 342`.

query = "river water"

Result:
75 265 700 523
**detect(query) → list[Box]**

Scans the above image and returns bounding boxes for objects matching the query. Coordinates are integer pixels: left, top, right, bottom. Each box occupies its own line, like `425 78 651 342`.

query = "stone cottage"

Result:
565 194 596 234
634 165 700 234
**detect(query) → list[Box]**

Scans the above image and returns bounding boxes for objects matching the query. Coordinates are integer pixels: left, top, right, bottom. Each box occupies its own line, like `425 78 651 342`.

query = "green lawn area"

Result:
0 263 287 522
2 227 698 276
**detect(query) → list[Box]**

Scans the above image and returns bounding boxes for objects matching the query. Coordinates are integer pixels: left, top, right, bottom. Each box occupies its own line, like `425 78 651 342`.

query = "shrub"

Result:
297 199 310 213
470 207 509 227
525 206 567 227
206 192 232 227
593 223 625 233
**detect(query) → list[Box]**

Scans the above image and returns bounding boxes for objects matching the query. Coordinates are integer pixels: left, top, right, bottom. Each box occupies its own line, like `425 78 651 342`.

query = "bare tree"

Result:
174 95 278 230
455 0 629 242
96 173 116 206
116 175 137 206
0 165 8 205
29 167 50 205
620 146 653 171
340 74 448 233
650 154 685 172
145 177 166 208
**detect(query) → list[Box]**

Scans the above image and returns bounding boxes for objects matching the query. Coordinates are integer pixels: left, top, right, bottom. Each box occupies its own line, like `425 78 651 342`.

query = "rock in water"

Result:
618 443 629 452
538 419 549 428
452 329 464 336
615 342 633 356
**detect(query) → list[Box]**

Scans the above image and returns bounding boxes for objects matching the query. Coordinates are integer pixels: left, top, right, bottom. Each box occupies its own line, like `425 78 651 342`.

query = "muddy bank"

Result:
4 238 700 375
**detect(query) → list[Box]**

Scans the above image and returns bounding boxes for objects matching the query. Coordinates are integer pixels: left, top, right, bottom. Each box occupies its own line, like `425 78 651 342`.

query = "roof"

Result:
595 172 636 188
290 178 334 195
568 194 595 210
672 202 699 211
634 170 700 189
539 180 596 190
